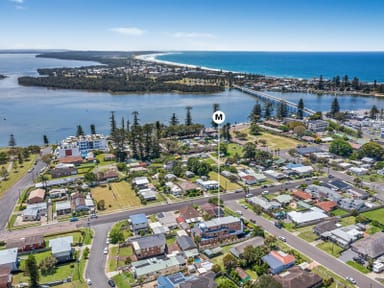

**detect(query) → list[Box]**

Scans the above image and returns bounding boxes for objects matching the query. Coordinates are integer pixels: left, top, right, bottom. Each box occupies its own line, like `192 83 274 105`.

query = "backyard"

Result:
362 208 384 225
209 171 242 191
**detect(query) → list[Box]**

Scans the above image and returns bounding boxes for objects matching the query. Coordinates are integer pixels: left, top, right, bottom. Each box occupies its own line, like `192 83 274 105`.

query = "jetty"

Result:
234 85 316 116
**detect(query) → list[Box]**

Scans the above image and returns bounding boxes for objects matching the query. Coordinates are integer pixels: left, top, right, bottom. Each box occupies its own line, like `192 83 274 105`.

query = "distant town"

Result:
14 51 384 97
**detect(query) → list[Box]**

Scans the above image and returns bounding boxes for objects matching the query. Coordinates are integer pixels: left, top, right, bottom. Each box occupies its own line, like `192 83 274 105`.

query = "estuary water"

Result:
1 53 384 146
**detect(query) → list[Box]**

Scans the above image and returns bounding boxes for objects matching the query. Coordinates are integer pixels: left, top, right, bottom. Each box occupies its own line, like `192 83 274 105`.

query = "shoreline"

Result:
135 52 384 99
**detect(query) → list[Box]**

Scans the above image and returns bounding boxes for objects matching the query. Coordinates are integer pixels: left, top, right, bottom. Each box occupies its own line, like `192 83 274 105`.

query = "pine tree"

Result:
185 106 193 126
26 254 39 288
8 134 16 147
276 100 288 119
318 75 324 90
370 105 379 119
90 124 96 135
110 111 116 135
297 98 304 119
249 103 262 123
169 113 179 126
76 125 84 137
330 97 340 116
43 135 49 146
264 102 273 118
130 111 140 159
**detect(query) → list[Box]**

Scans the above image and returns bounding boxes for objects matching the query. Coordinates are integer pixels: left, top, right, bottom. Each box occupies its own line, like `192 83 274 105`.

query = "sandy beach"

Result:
134 52 229 73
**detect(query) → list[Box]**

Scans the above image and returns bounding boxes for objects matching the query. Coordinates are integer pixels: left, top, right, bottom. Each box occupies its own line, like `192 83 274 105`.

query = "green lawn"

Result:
339 216 356 226
346 260 370 273
112 272 134 288
92 181 142 212
45 231 82 244
298 230 318 242
111 220 133 239
119 246 133 257
245 269 258 280
367 225 381 235
313 266 355 288
316 241 343 257
362 208 384 225
227 143 243 157
331 208 349 217
166 236 177 246
209 171 242 191
108 246 119 272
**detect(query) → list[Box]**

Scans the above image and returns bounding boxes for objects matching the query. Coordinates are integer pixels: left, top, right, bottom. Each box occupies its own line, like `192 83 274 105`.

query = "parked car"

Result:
353 256 365 264
262 190 269 195
108 279 116 287
103 247 109 255
346 276 356 284
86 279 92 285
278 236 287 242
70 217 79 222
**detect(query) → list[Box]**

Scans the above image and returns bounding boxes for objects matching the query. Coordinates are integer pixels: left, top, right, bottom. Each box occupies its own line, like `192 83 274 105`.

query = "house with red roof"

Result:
292 189 312 201
179 205 201 224
316 201 337 213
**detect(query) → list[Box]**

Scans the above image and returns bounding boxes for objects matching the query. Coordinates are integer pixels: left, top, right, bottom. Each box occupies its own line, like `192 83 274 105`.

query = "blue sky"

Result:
1 0 383 51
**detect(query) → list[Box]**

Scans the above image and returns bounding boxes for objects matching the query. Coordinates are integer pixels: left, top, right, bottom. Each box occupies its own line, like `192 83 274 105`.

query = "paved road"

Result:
0 148 49 230
0 180 309 241
86 223 110 287
226 200 384 288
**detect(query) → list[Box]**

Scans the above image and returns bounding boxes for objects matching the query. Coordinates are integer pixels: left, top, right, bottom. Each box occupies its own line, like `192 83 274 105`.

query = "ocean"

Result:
157 51 384 82
1 53 384 146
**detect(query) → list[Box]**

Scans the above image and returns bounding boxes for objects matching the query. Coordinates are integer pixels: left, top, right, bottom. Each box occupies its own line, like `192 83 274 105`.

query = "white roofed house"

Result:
0 248 19 272
49 236 73 263
56 200 72 215
291 166 314 177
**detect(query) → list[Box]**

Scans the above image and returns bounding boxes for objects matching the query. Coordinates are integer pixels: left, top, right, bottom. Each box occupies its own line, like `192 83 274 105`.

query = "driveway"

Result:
339 248 359 263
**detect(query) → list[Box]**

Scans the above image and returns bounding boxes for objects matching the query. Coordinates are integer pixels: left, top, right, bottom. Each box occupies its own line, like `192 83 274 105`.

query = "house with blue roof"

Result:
157 272 187 288
129 213 148 233
262 250 295 274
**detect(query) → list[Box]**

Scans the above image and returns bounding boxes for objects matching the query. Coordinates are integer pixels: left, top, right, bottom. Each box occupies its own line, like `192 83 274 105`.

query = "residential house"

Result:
320 225 363 248
131 255 186 281
351 232 384 260
22 207 40 221
49 236 73 262
177 181 199 194
166 182 183 196
328 179 351 191
274 195 293 206
297 146 323 156
0 249 18 272
287 207 329 226
185 171 195 178
157 211 178 229
48 188 67 199
338 198 365 211
56 200 72 215
291 166 314 177
292 189 312 201
263 250 295 274
316 201 337 213
195 179 219 190
58 156 83 165
129 214 148 233
248 196 281 211
307 120 329 132
349 167 368 176
131 234 166 259
149 222 170 235
200 203 224 218
273 266 323 288
230 237 265 258
313 220 339 236
178 206 201 224
6 235 45 253
192 216 243 246
71 193 89 212
28 188 45 204
138 188 157 201
50 167 77 179
0 266 12 288
157 272 187 288
306 185 342 202
264 170 286 180
179 272 217 288
55 134 107 159
177 235 199 258
132 177 150 189
94 168 119 182
235 267 251 283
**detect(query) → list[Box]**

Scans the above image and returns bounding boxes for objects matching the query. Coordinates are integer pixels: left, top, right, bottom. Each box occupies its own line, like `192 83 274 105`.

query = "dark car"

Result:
353 256 365 265
70 217 79 222
108 279 116 287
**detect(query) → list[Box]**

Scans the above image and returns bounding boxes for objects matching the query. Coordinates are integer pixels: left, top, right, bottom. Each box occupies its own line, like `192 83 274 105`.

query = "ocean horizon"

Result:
156 51 384 82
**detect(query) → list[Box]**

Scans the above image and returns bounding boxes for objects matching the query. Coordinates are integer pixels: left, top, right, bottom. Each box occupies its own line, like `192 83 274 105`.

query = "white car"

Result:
106 238 110 245
278 236 287 242
86 279 92 285
262 190 269 195
103 247 109 255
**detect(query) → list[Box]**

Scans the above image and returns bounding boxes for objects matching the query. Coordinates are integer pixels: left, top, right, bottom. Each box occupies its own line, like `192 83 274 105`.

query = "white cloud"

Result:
10 0 24 3
170 32 215 39
110 27 146 36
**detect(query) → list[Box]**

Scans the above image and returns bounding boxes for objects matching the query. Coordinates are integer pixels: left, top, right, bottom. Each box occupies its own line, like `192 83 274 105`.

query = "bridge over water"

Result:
234 85 316 116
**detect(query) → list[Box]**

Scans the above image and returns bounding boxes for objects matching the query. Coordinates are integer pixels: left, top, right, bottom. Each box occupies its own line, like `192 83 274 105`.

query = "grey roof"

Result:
132 255 185 278
133 234 166 250
129 213 148 225
352 232 384 259
180 271 217 288
56 200 71 210
0 248 18 266
177 235 197 251
198 215 240 229
49 236 73 254
230 236 265 258
314 219 338 235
